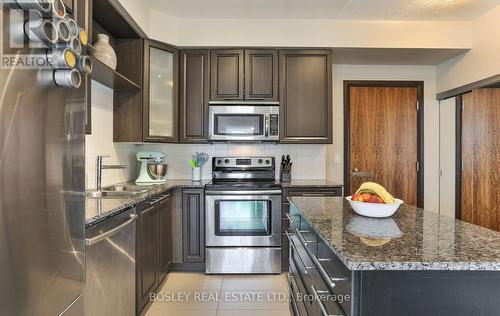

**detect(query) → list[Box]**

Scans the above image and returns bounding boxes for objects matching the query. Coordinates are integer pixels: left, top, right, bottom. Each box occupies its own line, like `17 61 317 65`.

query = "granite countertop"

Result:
289 197 500 271
280 179 343 188
85 180 210 227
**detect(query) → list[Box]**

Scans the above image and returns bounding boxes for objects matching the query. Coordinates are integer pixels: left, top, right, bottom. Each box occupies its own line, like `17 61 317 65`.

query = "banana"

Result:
355 182 395 204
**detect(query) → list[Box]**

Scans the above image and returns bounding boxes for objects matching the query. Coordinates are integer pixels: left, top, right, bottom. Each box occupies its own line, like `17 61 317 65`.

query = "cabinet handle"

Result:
296 228 317 246
285 230 294 241
300 193 328 197
285 212 295 224
311 254 349 290
311 284 343 316
289 236 314 274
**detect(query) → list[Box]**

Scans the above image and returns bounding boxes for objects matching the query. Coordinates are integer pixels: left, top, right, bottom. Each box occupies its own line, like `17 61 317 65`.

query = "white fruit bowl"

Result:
346 196 404 218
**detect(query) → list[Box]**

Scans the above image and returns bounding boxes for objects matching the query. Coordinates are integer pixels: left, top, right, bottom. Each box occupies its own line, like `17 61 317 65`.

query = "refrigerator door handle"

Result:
85 214 137 246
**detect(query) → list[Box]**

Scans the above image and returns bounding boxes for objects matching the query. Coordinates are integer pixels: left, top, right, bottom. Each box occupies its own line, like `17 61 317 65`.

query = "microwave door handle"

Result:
265 114 269 137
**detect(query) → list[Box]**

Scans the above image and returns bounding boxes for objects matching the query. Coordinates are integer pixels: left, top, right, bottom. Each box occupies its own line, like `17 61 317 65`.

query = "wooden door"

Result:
347 85 419 206
137 203 158 313
279 50 332 143
158 194 172 280
182 189 205 263
143 40 179 143
210 49 244 101
461 89 500 231
245 49 278 101
179 49 209 143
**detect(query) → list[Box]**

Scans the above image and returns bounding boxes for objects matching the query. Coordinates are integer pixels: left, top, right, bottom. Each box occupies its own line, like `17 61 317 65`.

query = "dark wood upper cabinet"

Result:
279 49 332 144
143 40 179 143
210 49 244 101
179 50 209 143
245 49 278 101
182 189 205 263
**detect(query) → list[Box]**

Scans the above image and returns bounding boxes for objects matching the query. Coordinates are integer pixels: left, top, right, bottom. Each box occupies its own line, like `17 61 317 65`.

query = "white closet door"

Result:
439 97 456 218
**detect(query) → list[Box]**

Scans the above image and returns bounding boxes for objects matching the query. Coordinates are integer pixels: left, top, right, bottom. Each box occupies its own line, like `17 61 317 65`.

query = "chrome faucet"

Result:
95 155 127 191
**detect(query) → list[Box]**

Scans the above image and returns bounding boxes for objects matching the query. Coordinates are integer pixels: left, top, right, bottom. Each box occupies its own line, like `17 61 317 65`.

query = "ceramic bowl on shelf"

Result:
346 196 404 218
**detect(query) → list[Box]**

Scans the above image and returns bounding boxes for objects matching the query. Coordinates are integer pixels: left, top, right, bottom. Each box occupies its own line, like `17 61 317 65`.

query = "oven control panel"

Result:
214 157 275 168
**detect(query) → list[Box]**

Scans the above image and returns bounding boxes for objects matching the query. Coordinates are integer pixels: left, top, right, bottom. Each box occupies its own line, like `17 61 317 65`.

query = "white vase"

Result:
92 34 117 70
192 167 201 182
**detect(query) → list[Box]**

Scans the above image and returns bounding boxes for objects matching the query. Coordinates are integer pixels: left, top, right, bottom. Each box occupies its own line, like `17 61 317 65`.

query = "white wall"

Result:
327 64 440 212
437 4 500 93
85 81 137 189
116 0 150 35
148 10 472 49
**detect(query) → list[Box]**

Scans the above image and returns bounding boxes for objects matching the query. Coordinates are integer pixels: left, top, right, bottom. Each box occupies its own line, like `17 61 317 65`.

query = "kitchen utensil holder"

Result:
281 172 291 182
192 167 201 182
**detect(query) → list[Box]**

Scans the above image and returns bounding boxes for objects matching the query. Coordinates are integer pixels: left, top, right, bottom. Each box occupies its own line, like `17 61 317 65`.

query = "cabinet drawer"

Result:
309 268 346 316
289 234 315 314
288 267 308 316
289 187 343 197
317 240 352 314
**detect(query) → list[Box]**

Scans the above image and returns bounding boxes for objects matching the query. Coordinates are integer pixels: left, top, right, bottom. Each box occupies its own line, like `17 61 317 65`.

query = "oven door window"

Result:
214 114 263 136
215 200 271 236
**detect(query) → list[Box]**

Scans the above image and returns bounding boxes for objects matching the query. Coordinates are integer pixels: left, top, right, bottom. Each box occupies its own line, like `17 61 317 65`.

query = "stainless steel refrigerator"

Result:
0 4 87 315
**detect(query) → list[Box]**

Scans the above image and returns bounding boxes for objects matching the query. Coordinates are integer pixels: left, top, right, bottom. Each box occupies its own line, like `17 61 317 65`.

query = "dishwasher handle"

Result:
85 214 137 246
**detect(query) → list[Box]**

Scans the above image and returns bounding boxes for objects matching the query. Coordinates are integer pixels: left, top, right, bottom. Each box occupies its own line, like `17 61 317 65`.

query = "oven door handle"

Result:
205 190 282 195
265 113 269 137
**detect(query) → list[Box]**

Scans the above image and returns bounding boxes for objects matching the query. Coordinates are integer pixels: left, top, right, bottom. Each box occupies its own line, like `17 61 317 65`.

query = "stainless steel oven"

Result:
208 105 279 141
205 190 282 247
205 156 282 274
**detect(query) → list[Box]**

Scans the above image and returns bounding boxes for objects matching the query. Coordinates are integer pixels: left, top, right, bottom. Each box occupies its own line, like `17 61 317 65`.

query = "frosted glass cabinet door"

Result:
144 41 178 142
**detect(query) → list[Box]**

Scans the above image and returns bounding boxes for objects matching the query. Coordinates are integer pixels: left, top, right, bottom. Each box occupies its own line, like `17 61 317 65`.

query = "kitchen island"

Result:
287 197 500 316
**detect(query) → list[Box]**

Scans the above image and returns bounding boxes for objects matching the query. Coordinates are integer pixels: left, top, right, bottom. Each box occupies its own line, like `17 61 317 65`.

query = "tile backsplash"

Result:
86 81 327 189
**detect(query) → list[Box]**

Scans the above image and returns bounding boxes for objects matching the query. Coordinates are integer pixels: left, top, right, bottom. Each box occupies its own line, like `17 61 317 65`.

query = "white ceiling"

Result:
148 0 500 20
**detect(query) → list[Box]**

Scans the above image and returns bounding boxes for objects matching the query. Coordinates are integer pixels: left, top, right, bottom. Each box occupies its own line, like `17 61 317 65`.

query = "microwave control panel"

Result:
269 114 279 136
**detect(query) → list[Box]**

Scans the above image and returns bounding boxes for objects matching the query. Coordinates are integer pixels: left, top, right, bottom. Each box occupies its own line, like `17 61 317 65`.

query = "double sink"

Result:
87 185 155 199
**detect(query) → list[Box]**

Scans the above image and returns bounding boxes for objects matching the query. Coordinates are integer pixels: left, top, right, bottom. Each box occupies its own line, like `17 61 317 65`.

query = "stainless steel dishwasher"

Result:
85 207 137 316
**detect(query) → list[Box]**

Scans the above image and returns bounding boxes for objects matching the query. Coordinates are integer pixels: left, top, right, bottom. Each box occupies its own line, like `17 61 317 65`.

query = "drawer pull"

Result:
312 254 348 289
289 237 314 274
296 229 317 246
285 212 296 223
311 284 344 316
311 284 330 316
285 230 294 241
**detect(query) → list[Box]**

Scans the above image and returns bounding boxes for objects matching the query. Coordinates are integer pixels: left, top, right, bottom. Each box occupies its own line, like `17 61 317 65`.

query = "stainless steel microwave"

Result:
208 105 279 141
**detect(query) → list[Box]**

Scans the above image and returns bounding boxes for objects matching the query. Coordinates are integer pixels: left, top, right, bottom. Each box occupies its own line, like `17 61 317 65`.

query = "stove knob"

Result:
224 159 230 164
217 160 222 165
258 159 263 164
265 159 270 165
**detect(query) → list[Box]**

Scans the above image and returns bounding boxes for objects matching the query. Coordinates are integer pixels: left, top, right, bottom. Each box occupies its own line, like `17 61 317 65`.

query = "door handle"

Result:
85 214 137 246
352 169 373 178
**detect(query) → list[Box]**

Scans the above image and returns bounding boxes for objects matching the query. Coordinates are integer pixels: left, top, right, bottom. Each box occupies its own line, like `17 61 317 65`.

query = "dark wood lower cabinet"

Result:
137 192 172 314
158 193 173 280
182 189 205 263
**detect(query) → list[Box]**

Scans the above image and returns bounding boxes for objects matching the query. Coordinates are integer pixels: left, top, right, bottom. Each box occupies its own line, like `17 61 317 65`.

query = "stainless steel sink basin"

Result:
86 190 142 199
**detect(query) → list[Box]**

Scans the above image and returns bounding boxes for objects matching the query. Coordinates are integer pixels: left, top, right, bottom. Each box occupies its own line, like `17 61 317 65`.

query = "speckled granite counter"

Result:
280 179 343 188
85 180 210 227
289 197 500 271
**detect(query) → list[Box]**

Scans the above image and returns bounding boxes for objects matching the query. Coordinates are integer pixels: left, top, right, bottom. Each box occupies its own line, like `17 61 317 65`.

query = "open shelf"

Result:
91 57 141 91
